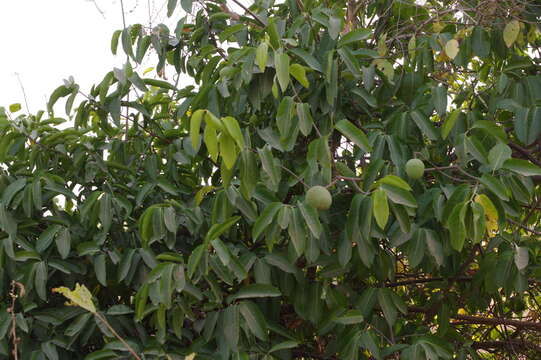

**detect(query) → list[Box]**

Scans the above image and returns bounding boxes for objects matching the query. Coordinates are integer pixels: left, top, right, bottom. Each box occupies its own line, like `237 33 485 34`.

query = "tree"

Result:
1 0 541 358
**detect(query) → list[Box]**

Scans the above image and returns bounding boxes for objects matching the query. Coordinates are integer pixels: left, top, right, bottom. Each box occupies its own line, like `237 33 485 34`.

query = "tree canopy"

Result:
2 0 541 358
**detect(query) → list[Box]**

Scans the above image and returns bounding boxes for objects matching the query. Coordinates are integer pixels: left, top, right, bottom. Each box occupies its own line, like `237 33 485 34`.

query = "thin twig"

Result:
229 0 266 26
95 312 142 360
14 73 30 114
8 281 24 360
508 219 541 236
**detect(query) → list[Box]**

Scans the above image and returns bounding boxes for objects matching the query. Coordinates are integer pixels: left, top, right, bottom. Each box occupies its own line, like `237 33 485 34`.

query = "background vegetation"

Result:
1 0 541 358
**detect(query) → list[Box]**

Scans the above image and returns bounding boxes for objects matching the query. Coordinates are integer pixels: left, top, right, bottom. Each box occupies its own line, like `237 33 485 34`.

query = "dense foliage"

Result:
2 0 541 358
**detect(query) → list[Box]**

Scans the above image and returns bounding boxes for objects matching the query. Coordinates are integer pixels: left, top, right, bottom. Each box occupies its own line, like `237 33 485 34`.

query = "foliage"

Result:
2 0 541 358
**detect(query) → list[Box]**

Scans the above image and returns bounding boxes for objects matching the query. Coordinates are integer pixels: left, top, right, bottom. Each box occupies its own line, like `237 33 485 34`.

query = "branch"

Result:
229 0 266 26
386 276 471 287
409 306 541 331
508 219 541 236
509 142 541 167
471 340 541 353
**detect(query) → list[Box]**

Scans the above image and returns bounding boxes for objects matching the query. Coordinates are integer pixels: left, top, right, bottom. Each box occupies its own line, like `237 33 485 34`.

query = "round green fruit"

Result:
305 185 332 210
405 159 425 179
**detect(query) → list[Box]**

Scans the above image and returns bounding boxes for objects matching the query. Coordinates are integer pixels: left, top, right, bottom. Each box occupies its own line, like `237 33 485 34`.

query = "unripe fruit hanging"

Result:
305 185 332 210
405 159 425 179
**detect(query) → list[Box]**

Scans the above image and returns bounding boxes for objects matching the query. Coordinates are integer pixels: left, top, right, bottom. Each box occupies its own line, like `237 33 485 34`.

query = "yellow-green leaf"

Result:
9 103 21 113
475 194 498 237
408 35 416 59
204 124 219 162
372 189 389 229
190 109 205 150
222 116 245 149
195 186 215 206
289 64 309 88
219 133 238 169
373 59 394 80
275 50 290 92
445 39 459 59
256 42 268 72
52 283 96 313
503 20 520 48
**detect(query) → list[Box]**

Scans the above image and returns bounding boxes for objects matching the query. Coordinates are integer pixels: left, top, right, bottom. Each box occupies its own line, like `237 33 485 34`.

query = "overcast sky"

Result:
0 0 177 114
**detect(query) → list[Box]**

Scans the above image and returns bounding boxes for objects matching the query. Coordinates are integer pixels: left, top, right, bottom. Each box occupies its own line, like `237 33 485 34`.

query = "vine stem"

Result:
94 312 142 360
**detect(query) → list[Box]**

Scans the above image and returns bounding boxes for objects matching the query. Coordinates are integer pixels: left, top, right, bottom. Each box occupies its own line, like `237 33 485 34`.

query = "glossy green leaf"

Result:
335 119 371 153
372 189 389 229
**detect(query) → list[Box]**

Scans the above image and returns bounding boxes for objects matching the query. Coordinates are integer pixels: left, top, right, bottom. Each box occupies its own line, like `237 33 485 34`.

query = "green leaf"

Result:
190 109 205 151
276 96 294 137
338 28 371 47
252 202 282 241
256 42 269 72
35 261 48 300
503 159 541 176
289 64 309 88
328 16 341 40
378 288 397 326
335 119 371 153
222 305 240 350
380 183 417 208
48 85 72 113
239 301 268 341
227 284 281 303
447 202 467 252
480 174 510 201
378 175 412 191
334 309 364 325
219 133 238 169
410 110 439 141
514 107 541 146
167 0 177 17
289 48 322 73
266 18 281 49
2 178 26 206
180 0 193 12
488 143 512 171
472 26 490 57
442 109 461 139
269 340 299 353
264 253 297 274
425 229 444 267
94 254 107 286
351 87 377 108
288 207 307 257
274 50 290 92
338 47 361 77
372 189 389 229
222 116 245 149
55 227 71 259
111 30 122 55
206 216 241 243
432 85 447 117
472 120 507 142
204 123 219 162
258 145 281 188
297 201 323 239
36 225 61 253
187 244 205 279
296 102 314 136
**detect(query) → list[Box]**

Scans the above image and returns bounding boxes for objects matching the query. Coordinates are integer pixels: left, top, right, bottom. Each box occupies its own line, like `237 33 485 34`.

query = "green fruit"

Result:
405 159 425 179
305 185 332 210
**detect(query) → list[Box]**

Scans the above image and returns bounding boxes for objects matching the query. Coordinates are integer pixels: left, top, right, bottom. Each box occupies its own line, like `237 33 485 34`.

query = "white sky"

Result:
0 0 176 115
